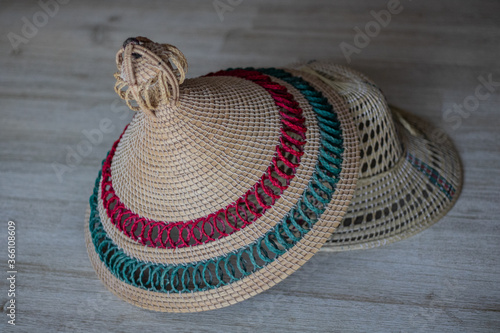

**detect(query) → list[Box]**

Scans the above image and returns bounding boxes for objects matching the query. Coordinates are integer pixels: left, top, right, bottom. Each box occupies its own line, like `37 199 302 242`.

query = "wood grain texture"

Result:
0 0 499 332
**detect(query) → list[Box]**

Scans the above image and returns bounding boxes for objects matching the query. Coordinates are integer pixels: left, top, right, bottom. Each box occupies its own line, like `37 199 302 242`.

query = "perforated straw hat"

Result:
291 62 463 251
84 37 360 312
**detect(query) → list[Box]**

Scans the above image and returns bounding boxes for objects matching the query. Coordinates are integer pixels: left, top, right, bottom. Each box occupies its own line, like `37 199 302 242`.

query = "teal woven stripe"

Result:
88 68 344 293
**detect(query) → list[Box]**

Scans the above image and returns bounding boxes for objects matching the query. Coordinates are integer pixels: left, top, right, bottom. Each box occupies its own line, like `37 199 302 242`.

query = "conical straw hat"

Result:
292 62 463 251
84 37 360 312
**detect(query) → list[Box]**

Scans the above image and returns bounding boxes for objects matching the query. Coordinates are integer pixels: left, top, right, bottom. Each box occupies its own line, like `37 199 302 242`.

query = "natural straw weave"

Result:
112 75 283 222
293 63 463 251
97 76 325 264
84 37 359 312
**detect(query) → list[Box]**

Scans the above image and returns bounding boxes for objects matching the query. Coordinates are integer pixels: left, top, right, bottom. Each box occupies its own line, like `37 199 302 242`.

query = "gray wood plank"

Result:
0 0 499 332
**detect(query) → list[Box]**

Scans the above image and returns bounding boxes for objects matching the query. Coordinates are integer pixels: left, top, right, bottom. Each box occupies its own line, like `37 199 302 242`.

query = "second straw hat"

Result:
84 37 360 312
293 62 463 251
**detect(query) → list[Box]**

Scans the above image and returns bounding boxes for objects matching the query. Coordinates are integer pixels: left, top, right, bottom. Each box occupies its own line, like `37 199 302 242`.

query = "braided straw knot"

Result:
114 37 188 117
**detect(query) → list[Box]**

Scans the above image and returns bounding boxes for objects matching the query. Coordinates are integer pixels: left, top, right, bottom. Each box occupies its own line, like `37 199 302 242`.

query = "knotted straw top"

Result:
84 37 359 312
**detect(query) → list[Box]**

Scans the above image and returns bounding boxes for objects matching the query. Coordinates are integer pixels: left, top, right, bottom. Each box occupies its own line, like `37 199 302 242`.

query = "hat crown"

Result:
110 75 284 221
299 63 404 178
110 38 306 222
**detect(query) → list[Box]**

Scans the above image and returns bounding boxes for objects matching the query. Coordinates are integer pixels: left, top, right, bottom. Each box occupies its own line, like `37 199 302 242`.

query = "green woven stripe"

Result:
406 152 455 200
88 68 343 293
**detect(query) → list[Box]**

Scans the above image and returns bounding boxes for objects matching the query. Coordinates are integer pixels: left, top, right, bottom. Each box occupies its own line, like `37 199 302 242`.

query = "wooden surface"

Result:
0 0 499 332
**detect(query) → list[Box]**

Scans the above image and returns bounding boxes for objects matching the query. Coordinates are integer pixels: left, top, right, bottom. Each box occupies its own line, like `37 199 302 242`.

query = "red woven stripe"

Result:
101 69 307 249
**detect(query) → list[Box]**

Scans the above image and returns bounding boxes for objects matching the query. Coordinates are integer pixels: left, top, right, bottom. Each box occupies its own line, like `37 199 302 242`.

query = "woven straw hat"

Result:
291 62 463 251
84 37 360 312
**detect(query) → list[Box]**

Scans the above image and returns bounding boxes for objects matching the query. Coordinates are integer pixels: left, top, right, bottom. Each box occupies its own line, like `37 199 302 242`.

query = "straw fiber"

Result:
294 63 463 251
84 38 360 312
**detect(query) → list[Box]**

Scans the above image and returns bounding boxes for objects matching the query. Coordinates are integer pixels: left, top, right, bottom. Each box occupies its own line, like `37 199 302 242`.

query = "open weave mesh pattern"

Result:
298 63 403 177
291 62 463 251
85 67 359 312
325 107 462 249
